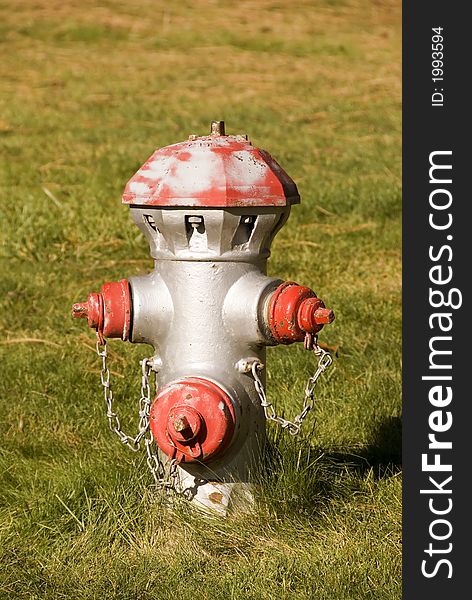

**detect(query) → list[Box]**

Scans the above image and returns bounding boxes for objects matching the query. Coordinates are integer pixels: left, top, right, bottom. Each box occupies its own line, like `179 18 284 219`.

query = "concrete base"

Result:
176 467 255 516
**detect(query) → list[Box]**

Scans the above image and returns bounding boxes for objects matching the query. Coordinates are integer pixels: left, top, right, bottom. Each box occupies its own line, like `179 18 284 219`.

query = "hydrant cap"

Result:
150 377 236 463
122 122 300 208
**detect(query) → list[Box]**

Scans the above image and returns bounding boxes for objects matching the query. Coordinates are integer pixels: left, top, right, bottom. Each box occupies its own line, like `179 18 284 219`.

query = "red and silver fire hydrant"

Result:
72 121 334 513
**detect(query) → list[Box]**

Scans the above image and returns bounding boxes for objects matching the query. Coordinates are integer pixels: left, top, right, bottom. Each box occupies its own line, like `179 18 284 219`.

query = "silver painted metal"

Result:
128 204 290 513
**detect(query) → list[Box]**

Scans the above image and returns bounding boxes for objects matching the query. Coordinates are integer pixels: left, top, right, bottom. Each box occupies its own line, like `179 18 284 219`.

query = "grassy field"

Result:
0 1 401 598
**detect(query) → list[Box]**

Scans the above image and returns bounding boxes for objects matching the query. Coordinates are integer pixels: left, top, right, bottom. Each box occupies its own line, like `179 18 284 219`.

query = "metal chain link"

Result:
95 333 176 490
251 334 333 436
144 430 179 490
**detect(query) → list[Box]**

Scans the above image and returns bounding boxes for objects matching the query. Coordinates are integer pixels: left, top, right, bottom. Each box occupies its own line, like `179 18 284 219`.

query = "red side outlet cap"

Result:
71 279 131 341
268 281 334 344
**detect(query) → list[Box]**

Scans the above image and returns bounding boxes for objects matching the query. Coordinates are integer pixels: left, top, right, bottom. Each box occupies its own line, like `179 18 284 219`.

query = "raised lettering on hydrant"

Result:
72 121 334 514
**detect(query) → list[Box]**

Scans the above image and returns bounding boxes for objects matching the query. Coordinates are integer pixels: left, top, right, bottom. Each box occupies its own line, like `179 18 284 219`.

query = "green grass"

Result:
0 0 401 598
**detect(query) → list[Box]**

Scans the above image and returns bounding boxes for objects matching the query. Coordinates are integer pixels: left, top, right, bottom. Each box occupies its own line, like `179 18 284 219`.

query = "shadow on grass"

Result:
325 415 402 478
258 415 402 517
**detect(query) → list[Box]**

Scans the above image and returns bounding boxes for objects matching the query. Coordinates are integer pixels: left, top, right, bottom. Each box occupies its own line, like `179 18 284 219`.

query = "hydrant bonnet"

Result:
122 129 300 207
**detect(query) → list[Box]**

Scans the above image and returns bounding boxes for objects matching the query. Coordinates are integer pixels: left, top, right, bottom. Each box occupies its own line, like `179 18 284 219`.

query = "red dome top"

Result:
122 125 300 208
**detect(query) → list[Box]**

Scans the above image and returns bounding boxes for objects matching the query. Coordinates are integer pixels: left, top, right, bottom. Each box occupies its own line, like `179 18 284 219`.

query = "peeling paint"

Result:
122 134 300 207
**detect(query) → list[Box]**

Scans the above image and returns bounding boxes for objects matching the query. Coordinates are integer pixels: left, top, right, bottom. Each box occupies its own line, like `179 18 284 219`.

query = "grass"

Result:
0 0 401 598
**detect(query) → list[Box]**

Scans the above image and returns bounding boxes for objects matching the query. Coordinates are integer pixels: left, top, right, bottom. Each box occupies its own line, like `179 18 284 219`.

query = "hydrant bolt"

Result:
210 120 226 136
171 411 200 442
71 292 103 330
313 307 335 325
174 415 190 433
71 302 88 318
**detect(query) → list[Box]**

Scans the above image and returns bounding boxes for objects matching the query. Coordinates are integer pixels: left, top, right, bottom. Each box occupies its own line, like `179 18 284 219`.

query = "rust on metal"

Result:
71 303 88 318
210 120 226 136
173 414 190 433
208 492 224 504
313 307 335 325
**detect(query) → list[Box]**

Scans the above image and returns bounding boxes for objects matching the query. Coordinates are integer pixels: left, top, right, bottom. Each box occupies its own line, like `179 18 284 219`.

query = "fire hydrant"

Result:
72 121 334 514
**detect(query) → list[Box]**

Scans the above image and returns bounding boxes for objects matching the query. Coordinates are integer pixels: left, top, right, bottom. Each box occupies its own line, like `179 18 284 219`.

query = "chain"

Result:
95 329 332 488
95 333 176 490
96 334 151 451
251 334 333 436
144 431 179 490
